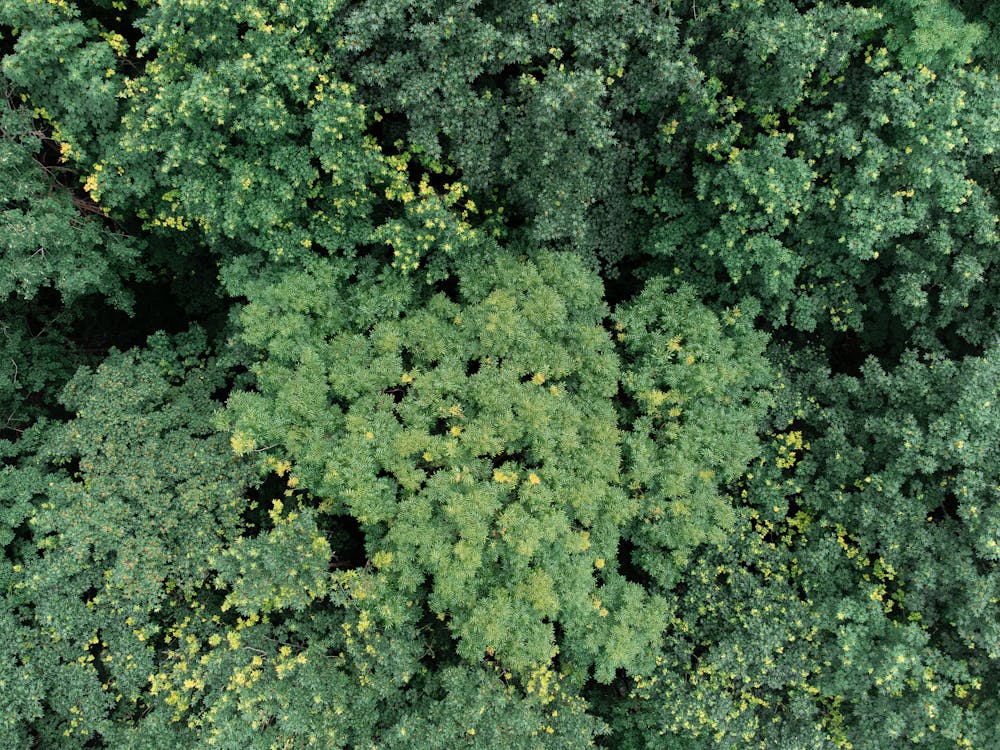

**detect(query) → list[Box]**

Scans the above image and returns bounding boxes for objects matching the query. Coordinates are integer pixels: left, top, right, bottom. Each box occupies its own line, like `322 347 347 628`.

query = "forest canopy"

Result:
1 0 998 747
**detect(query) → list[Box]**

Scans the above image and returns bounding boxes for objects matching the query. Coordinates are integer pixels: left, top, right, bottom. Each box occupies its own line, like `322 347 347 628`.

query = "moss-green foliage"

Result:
227 254 763 681
1 0 999 746
879 0 987 69
616 280 774 587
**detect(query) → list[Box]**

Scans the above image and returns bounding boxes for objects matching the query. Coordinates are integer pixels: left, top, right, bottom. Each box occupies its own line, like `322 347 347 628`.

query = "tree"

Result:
607 343 1000 748
1 0 998 746
0 87 145 438
0 329 251 747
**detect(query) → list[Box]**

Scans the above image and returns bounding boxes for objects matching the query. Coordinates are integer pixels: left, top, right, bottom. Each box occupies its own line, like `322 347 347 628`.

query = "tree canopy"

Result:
1 0 998 747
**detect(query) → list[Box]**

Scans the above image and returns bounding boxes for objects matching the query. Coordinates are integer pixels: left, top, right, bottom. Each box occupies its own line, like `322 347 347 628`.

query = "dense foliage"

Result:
1 0 997 747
